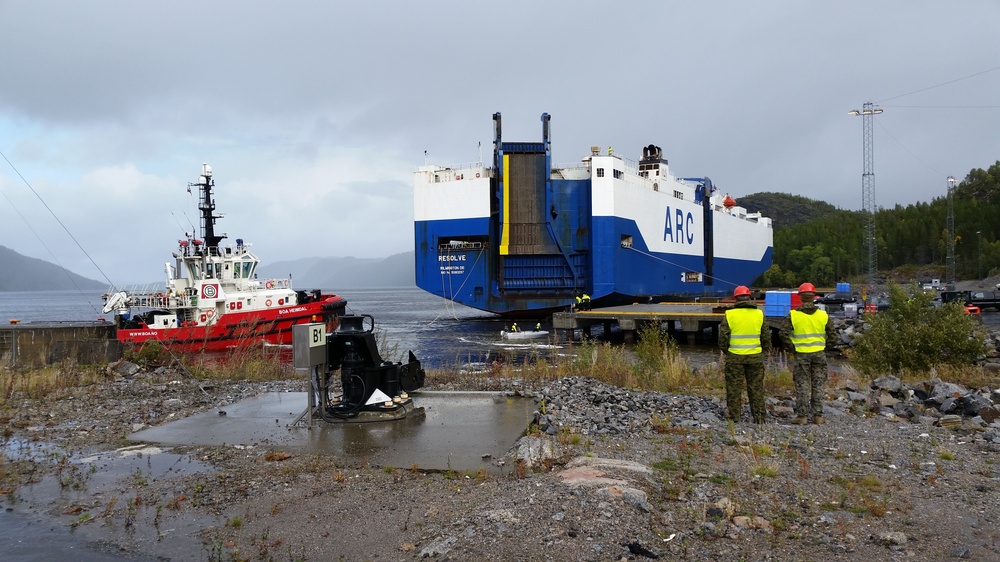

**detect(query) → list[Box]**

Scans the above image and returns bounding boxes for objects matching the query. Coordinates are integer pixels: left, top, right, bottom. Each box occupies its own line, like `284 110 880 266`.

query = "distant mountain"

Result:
737 192 839 231
258 251 415 289
0 245 106 291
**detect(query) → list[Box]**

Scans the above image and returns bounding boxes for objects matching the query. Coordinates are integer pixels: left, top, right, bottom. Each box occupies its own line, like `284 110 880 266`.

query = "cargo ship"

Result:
413 112 773 316
103 163 347 351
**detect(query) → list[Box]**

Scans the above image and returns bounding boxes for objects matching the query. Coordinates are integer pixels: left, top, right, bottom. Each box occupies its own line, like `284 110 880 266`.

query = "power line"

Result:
874 119 949 179
877 65 1000 103
882 104 1000 109
0 149 118 293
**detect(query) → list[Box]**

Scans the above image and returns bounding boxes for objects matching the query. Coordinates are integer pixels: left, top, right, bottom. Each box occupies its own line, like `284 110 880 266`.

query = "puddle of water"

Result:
0 509 168 562
130 391 536 474
2 443 217 562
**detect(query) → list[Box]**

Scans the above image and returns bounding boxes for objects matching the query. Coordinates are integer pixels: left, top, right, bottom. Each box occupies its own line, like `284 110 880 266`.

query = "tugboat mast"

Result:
191 163 226 254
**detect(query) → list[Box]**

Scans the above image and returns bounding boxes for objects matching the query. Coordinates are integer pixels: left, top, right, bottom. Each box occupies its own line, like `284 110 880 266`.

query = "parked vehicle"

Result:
942 290 1000 311
967 291 1000 311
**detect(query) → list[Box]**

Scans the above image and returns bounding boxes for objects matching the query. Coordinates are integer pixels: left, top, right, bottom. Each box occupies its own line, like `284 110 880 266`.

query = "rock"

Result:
836 379 860 391
936 415 963 429
419 536 457 558
872 376 903 393
928 382 966 404
878 392 899 407
961 394 993 416
875 531 907 546
949 546 972 558
111 360 141 378
598 485 650 513
732 515 771 531
980 406 1000 424
622 541 659 559
939 397 959 414
513 436 554 469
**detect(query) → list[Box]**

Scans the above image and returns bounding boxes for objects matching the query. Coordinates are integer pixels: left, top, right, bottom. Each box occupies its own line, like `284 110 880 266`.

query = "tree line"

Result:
740 160 1000 287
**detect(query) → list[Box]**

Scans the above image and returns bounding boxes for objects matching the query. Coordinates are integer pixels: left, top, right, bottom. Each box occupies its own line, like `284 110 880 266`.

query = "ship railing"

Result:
438 241 485 251
257 278 291 291
427 163 492 182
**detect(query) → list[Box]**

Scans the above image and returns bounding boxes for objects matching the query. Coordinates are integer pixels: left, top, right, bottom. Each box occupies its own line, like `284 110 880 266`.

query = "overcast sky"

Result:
1 1 998 285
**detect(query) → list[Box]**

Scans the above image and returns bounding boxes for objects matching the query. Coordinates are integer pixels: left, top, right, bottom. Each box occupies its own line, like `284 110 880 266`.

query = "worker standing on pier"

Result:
719 285 771 424
780 282 836 425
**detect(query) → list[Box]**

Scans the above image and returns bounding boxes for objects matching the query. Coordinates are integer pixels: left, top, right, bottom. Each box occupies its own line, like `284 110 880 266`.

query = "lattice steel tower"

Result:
946 176 956 287
849 102 883 287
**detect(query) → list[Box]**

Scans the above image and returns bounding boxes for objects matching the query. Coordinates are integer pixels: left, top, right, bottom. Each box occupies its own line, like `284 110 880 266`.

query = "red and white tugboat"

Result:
103 163 346 352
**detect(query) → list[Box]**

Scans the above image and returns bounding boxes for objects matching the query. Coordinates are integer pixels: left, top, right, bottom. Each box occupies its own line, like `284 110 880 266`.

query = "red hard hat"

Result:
798 282 816 294
734 285 751 297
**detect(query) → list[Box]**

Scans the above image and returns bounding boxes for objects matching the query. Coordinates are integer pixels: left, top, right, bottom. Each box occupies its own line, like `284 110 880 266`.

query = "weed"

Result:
652 458 680 472
749 465 779 478
101 496 118 519
708 473 734 485
166 495 186 510
939 450 955 461
750 443 773 458
227 515 244 528
70 512 92 528
263 451 292 462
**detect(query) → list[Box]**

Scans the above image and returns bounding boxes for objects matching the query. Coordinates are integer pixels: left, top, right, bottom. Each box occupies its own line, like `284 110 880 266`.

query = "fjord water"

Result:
0 287 557 369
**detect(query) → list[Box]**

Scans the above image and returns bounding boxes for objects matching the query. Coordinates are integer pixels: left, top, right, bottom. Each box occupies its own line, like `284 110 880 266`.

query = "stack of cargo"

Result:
764 290 802 317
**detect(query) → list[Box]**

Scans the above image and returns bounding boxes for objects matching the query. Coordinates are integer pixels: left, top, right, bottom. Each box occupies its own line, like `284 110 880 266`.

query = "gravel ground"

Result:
3 361 1000 562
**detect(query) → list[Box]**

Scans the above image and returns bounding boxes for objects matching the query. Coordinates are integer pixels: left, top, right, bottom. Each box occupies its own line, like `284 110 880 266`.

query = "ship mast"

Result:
191 163 226 254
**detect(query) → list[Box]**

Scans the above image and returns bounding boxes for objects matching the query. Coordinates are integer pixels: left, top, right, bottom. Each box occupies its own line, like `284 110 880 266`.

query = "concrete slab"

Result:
128 391 535 474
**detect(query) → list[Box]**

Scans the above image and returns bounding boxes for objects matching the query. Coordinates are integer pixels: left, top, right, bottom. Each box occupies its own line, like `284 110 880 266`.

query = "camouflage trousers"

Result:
724 352 766 424
793 351 828 418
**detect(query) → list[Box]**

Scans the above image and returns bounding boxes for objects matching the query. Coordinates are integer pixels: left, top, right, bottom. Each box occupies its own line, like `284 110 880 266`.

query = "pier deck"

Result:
552 302 784 344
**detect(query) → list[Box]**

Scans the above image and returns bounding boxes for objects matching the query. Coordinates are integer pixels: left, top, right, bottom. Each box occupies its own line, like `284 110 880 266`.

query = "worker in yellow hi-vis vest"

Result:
780 283 837 425
719 286 771 424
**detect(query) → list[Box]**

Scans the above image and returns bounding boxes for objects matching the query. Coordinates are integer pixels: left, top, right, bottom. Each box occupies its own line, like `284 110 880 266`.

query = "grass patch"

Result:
749 464 779 478
652 458 681 472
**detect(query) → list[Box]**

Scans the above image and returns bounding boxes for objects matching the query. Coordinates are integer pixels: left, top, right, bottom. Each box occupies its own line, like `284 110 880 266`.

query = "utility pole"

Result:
849 102 883 290
978 230 983 279
946 176 956 288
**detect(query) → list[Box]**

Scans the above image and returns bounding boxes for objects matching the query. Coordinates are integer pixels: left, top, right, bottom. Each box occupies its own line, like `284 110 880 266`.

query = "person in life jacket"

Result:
510 323 519 332
779 282 837 425
719 285 771 424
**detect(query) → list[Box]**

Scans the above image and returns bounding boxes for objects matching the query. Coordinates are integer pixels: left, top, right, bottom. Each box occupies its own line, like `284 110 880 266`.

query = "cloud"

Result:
1 0 999 282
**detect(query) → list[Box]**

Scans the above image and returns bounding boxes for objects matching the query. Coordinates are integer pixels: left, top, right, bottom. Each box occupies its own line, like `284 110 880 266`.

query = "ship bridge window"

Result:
596 168 605 178
613 169 623 179
673 190 684 200
621 234 633 248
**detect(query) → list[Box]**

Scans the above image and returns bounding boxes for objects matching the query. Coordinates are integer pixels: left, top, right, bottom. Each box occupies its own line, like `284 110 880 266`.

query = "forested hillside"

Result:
754 160 1000 286
737 192 839 232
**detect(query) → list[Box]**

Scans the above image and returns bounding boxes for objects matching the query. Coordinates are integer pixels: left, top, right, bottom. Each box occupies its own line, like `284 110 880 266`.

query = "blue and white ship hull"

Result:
413 113 773 317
